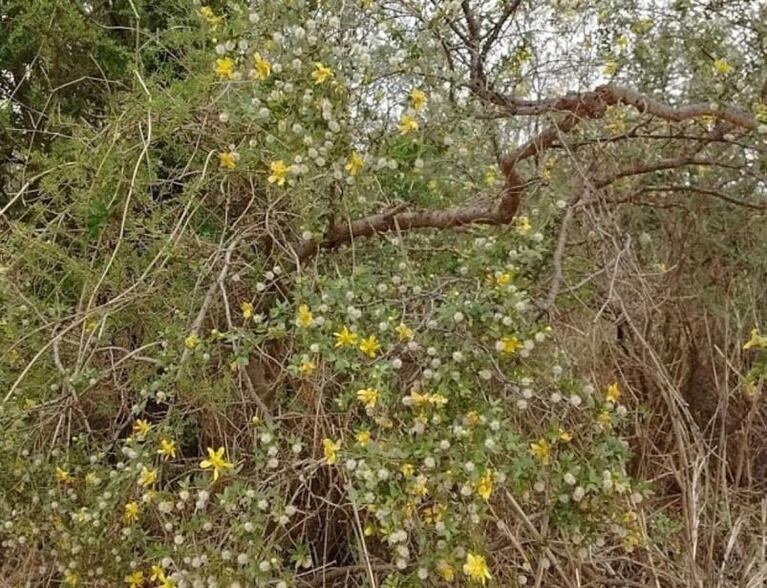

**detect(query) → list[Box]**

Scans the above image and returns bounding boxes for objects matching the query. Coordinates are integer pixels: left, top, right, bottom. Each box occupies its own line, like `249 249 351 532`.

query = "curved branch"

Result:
599 85 756 130
474 84 757 131
295 78 757 264
296 168 526 261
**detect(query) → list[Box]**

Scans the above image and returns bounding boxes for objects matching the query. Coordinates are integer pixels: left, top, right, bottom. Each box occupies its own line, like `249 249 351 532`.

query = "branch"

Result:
472 83 757 132
296 168 526 261
480 0 524 61
295 77 758 264
499 90 615 168
599 85 757 130
594 157 723 189
474 84 756 197
461 1 487 93
627 184 767 211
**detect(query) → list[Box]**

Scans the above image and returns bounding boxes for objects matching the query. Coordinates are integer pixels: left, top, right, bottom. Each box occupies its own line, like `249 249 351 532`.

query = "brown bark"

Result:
295 73 758 263
296 167 525 261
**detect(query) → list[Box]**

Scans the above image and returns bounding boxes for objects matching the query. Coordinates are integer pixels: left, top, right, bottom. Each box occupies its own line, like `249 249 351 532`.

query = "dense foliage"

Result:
2 1 767 586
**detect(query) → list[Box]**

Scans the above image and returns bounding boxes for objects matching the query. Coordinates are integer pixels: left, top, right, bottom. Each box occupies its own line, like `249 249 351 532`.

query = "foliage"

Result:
2 1 767 587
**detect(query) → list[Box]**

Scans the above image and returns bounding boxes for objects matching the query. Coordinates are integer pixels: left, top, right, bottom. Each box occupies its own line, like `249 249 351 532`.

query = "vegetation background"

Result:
2 0 767 586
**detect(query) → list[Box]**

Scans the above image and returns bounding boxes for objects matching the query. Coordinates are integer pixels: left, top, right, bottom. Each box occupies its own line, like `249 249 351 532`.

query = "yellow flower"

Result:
484 166 498 185
85 472 99 486
515 215 531 235
597 409 612 429
515 46 532 64
606 382 621 403
476 470 494 500
498 336 522 355
744 379 760 399
253 52 271 80
215 57 235 80
424 503 446 524
157 438 177 460
530 438 551 466
150 566 174 588
400 463 415 477
495 272 512 286
240 301 254 319
150 565 166 582
334 326 358 347
75 509 88 524
355 429 371 446
296 304 314 328
410 477 428 498
463 553 492 585
199 6 223 28
437 560 455 582
267 160 291 186
409 88 427 111
713 58 732 75
356 387 379 409
64 571 79 586
124 570 144 588
311 62 334 84
606 116 626 134
394 322 413 341
359 335 381 358
200 446 234 481
299 360 316 376
322 438 341 464
743 327 767 350
558 428 573 443
123 501 140 524
755 101 767 124
7 347 21 365
133 419 151 437
465 411 480 427
56 467 74 484
603 60 619 76
623 529 643 552
540 158 555 180
345 151 364 176
184 334 200 350
219 151 237 170
398 114 419 134
427 393 447 407
631 17 654 34
138 466 158 488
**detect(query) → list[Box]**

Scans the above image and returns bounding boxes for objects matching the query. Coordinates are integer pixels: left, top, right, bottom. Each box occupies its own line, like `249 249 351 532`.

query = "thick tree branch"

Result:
296 71 758 264
500 90 613 166
475 84 757 131
599 85 756 130
461 1 487 94
296 168 525 262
